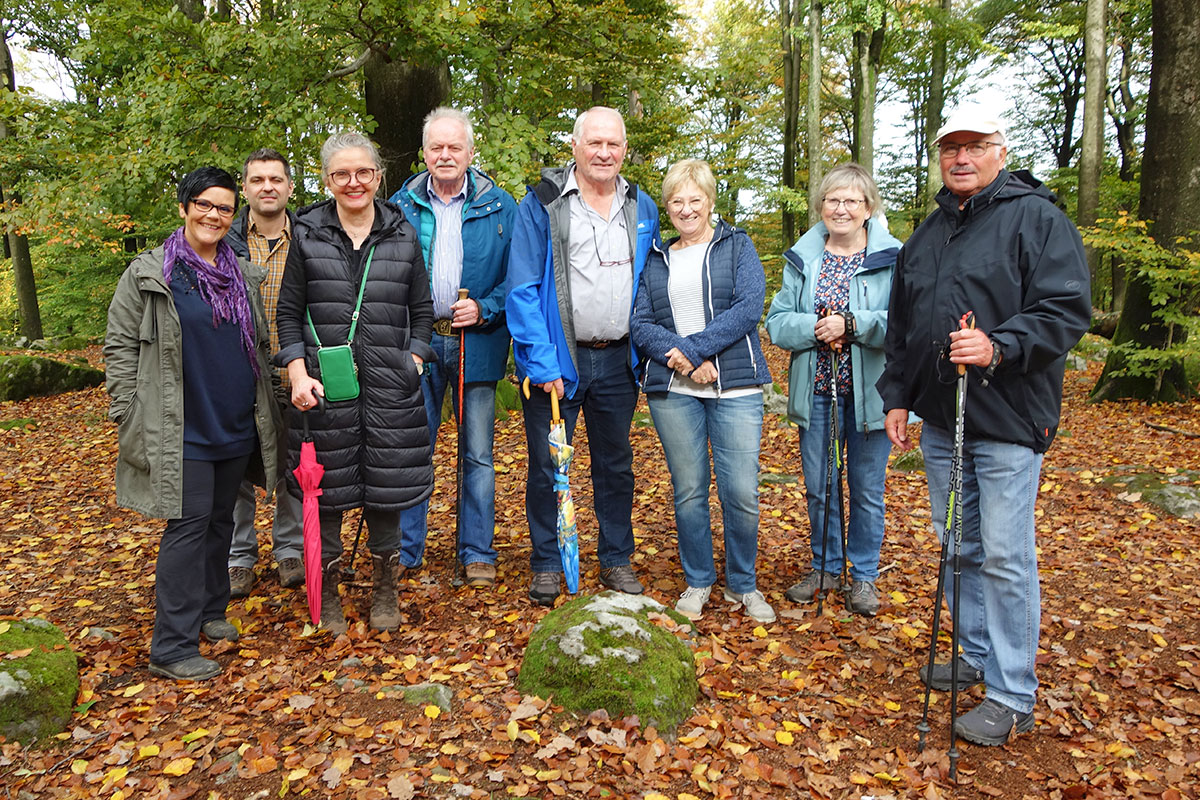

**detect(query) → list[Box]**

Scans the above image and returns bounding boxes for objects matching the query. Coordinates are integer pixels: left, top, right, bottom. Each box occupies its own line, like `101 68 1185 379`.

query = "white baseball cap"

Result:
933 107 1007 144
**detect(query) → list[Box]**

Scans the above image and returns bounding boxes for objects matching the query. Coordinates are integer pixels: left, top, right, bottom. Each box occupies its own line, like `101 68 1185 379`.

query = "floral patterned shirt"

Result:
813 248 864 396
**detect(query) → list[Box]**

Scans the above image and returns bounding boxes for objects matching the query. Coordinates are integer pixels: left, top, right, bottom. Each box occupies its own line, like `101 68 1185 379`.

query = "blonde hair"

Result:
819 163 882 216
661 159 717 209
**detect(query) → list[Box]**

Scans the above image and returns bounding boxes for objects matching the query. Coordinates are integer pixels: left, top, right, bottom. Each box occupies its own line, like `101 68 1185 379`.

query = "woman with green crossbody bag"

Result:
276 132 435 635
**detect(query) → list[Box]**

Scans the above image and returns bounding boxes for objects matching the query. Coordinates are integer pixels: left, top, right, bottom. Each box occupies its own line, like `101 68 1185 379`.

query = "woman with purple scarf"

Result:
105 166 280 681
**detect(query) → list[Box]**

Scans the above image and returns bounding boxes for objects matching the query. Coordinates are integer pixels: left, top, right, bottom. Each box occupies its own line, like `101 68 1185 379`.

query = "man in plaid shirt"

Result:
224 149 303 597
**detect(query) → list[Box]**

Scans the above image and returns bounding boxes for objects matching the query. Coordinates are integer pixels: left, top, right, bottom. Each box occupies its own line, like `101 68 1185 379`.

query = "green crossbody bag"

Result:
306 246 375 403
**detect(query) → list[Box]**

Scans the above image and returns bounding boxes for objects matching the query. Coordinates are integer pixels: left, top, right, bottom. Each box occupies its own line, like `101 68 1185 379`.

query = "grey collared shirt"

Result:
564 167 633 342
430 176 468 319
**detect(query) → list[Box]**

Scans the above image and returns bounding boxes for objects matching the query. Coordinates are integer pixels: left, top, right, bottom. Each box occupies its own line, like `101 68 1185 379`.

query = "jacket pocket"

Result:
116 395 149 472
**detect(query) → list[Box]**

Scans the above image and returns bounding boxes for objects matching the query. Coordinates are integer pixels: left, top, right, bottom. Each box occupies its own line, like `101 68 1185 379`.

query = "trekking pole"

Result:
452 288 469 587
815 311 842 616
831 338 849 598
343 513 365 581
947 311 974 782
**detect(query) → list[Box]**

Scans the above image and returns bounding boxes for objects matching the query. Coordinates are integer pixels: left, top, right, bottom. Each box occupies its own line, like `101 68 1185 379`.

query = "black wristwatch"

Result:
982 337 1003 386
838 310 857 341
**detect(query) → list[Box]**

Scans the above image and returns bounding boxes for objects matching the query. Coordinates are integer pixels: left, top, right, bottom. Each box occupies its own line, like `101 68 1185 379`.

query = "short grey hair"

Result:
319 131 384 180
422 107 474 151
819 163 883 216
572 106 626 142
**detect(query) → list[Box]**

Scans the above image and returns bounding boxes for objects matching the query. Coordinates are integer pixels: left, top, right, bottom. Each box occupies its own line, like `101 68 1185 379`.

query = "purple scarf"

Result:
163 227 260 378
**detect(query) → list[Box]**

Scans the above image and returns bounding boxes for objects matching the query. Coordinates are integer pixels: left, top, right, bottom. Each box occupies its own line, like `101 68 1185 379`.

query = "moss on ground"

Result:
0 618 80 744
0 355 104 401
517 592 697 731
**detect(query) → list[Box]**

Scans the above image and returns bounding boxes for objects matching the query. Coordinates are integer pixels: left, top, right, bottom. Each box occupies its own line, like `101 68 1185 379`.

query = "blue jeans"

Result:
399 332 498 567
649 392 763 594
921 423 1043 714
520 344 636 573
799 393 891 581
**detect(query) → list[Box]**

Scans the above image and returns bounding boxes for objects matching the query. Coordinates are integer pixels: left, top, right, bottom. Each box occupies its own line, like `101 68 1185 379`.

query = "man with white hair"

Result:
878 108 1090 744
389 107 514 587
506 106 660 606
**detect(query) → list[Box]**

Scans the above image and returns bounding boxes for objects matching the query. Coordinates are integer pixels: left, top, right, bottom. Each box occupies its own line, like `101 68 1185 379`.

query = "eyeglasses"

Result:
822 197 865 212
938 141 1003 158
590 222 632 268
328 168 379 187
667 197 708 213
190 198 236 217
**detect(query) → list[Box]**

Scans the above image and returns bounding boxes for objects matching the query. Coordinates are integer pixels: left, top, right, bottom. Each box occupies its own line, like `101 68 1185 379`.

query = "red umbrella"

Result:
294 397 325 625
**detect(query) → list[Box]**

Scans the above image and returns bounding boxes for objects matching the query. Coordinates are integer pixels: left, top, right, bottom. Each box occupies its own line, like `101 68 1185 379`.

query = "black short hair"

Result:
242 148 292 181
177 166 239 207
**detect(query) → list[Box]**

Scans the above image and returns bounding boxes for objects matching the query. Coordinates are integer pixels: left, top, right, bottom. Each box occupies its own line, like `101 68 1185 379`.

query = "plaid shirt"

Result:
245 215 292 383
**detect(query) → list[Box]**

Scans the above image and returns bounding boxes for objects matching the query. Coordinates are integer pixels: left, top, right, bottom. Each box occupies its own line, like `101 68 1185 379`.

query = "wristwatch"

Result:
838 310 857 341
982 337 1003 386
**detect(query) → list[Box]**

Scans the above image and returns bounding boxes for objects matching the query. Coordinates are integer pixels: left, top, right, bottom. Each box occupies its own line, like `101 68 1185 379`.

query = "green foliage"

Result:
1082 213 1200 381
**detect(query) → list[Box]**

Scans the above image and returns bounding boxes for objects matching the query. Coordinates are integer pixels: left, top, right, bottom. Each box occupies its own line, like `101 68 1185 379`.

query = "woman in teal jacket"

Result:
764 163 900 617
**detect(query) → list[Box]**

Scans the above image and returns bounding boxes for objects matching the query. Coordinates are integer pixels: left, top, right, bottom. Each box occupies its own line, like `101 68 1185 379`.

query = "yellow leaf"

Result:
507 720 520 741
900 625 920 639
449 662 471 672
403 654 418 669
874 772 900 782
782 720 802 732
181 728 209 743
138 745 160 760
884 701 901 711
535 769 561 781
300 623 317 637
645 795 671 800
752 626 768 638
287 768 309 781
163 757 195 776
74 599 95 608
423 705 441 719
0 622 9 635
429 773 451 783
1106 742 1136 758
122 683 145 698
679 794 703 800
775 731 794 745
725 742 750 756
1153 634 1168 648
71 759 88 775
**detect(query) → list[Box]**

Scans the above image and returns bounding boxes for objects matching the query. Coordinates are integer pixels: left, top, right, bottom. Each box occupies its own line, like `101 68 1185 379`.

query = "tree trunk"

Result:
780 0 803 245
924 0 951 212
364 53 451 199
0 30 43 340
1092 0 1199 402
176 0 204 22
1078 0 1106 301
850 18 885 173
805 0 822 229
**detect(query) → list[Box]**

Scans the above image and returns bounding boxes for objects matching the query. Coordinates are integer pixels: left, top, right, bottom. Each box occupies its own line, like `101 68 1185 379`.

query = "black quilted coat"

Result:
275 199 435 511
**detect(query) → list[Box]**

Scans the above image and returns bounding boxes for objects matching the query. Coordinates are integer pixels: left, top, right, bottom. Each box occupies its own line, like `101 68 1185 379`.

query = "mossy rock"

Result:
0 355 104 402
0 618 80 744
517 591 698 731
891 447 925 473
1101 470 1200 519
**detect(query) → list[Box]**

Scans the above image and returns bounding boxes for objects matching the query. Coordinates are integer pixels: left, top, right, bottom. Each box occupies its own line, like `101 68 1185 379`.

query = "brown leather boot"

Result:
320 557 348 635
369 551 402 631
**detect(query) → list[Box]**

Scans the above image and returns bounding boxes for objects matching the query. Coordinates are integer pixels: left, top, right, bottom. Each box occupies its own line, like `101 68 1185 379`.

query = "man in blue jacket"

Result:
390 108 514 587
506 106 660 605
879 108 1090 745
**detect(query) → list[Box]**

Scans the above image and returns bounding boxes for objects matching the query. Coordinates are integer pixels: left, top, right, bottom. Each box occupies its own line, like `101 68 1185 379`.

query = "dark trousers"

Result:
151 455 251 665
319 508 401 564
520 344 637 572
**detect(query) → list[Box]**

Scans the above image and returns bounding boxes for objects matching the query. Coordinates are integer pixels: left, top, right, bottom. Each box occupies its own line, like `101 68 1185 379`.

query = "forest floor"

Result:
1 338 1199 800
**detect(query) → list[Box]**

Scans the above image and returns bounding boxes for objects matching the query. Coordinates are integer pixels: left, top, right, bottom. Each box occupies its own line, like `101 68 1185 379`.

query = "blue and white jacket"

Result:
505 164 660 398
631 220 771 394
390 167 514 383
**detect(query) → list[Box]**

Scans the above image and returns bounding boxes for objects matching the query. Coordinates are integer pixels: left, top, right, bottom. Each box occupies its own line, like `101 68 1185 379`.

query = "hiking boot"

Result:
149 655 221 681
674 585 713 620
844 580 880 616
784 570 839 603
954 698 1035 746
277 557 304 588
724 588 777 624
465 562 496 587
529 571 561 606
369 551 402 631
599 564 644 594
228 566 257 598
200 619 239 643
919 655 984 691
320 557 347 635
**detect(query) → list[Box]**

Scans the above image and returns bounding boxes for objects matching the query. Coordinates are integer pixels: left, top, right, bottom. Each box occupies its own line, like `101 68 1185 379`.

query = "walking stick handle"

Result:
957 311 976 375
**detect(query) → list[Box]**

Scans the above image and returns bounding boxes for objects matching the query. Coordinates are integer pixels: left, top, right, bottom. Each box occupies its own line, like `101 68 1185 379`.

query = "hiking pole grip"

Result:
956 311 976 375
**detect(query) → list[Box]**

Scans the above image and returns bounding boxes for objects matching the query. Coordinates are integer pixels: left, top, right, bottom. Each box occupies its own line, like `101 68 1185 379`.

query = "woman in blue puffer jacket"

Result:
631 159 773 625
